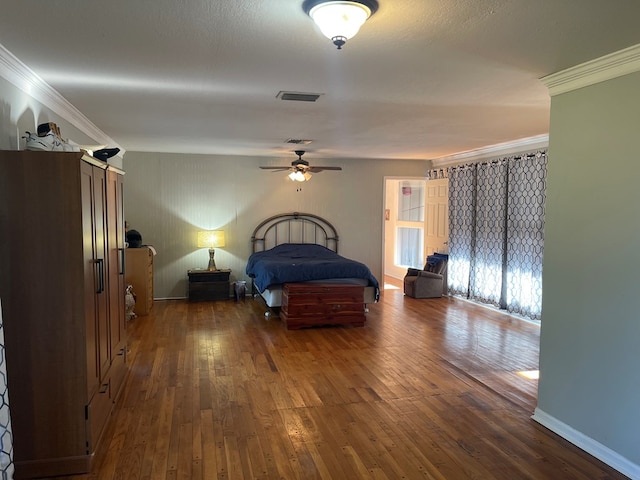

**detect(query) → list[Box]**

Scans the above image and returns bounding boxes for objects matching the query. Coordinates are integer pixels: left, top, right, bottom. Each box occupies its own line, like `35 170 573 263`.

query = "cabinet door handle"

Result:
96 258 104 293
118 247 125 275
99 383 109 394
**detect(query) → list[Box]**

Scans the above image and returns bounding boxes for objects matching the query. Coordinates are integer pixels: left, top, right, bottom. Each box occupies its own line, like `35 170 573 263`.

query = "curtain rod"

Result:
446 150 546 170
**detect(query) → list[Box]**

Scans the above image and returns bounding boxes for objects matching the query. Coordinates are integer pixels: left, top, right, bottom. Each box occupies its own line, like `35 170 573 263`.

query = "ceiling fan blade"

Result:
308 166 343 172
260 166 291 171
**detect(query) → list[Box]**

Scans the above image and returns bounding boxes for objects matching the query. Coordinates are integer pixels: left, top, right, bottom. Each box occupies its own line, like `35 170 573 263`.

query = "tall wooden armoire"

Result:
0 151 128 478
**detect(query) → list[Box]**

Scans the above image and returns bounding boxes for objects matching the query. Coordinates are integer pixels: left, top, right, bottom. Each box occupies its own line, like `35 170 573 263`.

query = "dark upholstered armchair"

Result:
403 254 448 299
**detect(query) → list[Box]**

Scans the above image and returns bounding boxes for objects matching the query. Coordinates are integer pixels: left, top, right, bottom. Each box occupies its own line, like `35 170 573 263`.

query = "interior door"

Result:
384 177 450 284
384 178 426 281
424 178 449 256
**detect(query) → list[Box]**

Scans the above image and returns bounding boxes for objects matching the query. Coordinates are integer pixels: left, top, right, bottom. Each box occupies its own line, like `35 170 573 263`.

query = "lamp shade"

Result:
197 230 225 249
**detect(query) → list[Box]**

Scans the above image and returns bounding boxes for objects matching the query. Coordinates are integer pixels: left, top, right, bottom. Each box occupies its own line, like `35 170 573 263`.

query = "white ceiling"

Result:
2 0 640 162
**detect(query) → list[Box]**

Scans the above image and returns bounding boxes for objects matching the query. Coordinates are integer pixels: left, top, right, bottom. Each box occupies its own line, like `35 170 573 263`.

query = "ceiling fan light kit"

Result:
302 0 379 49
289 170 312 182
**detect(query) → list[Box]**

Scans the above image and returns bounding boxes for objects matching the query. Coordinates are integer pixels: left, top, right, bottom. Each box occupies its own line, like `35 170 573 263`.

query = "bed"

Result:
246 212 379 327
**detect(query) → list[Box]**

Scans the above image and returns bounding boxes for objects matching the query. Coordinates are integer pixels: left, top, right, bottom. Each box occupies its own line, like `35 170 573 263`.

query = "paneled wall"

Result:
123 151 429 298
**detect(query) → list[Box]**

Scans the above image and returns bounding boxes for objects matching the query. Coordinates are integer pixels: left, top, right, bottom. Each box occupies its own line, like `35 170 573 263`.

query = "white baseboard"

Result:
532 408 640 480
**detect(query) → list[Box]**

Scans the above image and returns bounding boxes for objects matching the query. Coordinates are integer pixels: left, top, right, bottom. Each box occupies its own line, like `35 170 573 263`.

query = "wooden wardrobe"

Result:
0 151 128 478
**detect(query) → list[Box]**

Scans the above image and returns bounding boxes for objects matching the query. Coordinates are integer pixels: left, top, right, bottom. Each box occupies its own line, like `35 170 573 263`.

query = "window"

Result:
396 226 423 268
395 182 425 268
398 184 424 221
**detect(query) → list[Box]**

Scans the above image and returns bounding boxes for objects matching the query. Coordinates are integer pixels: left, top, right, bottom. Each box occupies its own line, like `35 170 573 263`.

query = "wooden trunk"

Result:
280 283 366 330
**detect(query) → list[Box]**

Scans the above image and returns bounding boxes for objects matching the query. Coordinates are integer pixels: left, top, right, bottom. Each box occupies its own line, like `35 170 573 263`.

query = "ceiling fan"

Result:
260 150 342 182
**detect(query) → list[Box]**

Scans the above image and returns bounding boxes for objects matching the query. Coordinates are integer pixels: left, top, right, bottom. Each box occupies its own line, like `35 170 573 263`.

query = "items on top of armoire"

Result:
22 122 121 163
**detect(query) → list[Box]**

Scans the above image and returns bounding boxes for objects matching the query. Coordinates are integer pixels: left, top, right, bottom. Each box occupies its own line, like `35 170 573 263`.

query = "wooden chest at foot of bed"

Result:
281 283 366 329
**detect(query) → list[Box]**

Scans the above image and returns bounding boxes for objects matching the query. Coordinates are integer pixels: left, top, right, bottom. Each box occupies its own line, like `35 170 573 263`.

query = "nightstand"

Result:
188 269 231 301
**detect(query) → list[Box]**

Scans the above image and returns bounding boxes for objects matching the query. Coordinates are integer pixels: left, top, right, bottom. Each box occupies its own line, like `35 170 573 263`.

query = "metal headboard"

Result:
250 212 339 253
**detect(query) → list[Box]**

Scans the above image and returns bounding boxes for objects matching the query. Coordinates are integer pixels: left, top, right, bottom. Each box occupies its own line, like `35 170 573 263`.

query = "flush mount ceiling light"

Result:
302 0 379 50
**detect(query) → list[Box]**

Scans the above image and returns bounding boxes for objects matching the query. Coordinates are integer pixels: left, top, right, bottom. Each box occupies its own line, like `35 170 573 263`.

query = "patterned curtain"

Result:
448 164 475 296
470 159 509 308
0 300 14 480
447 151 547 321
505 153 547 319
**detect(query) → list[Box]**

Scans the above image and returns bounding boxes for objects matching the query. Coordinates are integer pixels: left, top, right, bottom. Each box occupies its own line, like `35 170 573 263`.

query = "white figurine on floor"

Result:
125 284 137 320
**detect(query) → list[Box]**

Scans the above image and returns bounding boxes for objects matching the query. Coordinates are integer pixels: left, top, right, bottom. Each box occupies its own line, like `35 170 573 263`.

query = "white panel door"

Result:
384 178 426 280
424 178 449 257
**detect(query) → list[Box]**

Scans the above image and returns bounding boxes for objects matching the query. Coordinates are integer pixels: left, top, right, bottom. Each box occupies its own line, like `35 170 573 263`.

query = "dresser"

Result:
125 246 154 315
280 283 366 329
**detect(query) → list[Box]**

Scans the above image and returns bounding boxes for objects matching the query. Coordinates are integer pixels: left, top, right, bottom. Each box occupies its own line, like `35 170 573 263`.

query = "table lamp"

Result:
197 230 225 271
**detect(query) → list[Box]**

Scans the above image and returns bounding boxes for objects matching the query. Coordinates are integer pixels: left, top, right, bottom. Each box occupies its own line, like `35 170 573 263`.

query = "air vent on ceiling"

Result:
285 139 313 145
276 91 323 102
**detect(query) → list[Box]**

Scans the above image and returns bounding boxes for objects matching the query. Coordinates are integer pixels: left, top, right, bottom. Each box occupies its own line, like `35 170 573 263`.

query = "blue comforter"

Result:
246 243 379 297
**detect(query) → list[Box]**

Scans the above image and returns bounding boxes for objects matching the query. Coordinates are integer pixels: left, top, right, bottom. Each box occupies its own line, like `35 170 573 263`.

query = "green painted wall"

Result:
538 71 640 465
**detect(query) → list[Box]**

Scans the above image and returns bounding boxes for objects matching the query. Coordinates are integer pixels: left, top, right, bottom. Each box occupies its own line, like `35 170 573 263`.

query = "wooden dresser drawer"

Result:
281 283 365 329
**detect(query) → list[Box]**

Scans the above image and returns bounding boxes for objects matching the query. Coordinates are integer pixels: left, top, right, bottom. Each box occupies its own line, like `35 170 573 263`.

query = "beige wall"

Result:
123 151 429 298
537 70 640 469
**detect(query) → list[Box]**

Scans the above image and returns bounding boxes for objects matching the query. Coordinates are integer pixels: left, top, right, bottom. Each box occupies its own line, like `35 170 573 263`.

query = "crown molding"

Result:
0 43 123 155
430 134 549 168
541 43 640 97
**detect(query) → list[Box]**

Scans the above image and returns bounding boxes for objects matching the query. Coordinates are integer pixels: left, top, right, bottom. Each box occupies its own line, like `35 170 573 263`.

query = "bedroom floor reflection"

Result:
383 275 402 290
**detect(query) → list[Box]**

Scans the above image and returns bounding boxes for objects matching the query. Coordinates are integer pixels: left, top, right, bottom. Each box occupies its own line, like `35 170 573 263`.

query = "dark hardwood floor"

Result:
64 283 626 480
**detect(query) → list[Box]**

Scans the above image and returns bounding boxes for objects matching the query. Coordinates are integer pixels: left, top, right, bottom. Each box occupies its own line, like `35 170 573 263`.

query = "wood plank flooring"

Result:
64 285 627 480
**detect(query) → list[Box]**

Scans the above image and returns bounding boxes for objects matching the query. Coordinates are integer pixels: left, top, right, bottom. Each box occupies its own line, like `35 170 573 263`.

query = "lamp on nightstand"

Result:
197 230 225 271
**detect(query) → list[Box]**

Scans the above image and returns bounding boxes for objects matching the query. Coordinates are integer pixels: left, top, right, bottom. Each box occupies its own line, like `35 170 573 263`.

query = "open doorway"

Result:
383 177 449 289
